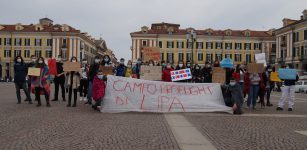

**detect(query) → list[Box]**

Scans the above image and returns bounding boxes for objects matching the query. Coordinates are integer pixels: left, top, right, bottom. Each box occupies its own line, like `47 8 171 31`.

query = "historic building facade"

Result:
275 9 307 75
131 23 275 66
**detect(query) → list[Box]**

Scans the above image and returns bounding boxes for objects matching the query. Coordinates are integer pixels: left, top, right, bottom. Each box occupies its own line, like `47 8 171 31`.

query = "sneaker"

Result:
276 107 283 111
288 108 293 111
266 103 273 107
79 97 83 101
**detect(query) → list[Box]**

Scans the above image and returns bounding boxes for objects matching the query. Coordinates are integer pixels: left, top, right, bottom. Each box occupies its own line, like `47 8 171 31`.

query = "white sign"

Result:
171 68 192 81
101 75 232 113
255 53 267 66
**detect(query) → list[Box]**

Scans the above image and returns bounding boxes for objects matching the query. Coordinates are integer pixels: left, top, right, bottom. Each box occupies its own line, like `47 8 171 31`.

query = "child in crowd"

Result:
92 69 106 111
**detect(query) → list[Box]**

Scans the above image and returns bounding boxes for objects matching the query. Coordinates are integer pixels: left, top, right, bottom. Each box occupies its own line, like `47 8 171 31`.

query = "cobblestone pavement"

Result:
185 91 307 150
0 83 179 150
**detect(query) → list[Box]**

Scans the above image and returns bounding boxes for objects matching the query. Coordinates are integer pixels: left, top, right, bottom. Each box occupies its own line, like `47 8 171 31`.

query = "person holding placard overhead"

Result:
65 57 80 107
14 56 32 104
32 57 51 107
277 64 299 111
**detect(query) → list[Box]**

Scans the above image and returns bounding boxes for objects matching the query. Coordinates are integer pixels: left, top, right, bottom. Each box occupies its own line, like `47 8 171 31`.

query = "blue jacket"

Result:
14 62 27 83
116 65 126 77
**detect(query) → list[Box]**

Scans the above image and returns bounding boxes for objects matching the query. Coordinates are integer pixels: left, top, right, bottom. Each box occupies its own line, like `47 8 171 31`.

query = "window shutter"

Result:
40 39 42 46
14 39 16 46
9 38 12 45
4 38 6 45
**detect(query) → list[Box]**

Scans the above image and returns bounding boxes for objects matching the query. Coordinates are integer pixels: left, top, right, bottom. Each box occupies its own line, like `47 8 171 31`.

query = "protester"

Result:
148 60 155 66
102 55 111 66
247 73 260 110
258 71 267 108
132 58 142 79
125 60 133 78
228 77 243 114
52 55 66 102
92 69 106 111
175 60 186 82
14 56 32 104
65 57 80 107
80 58 89 101
161 60 166 71
162 62 174 82
277 64 299 111
265 65 274 106
32 57 51 107
25 55 37 102
116 58 127 77
186 60 192 83
87 56 101 105
202 62 212 83
213 60 220 67
192 64 202 83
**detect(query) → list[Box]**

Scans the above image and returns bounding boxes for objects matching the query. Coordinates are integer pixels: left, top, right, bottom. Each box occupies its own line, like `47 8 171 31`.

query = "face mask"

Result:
127 65 132 68
39 60 43 64
82 61 87 64
149 64 153 66
196 67 200 70
72 60 76 63
162 63 166 67
104 58 109 62
166 65 171 69
17 59 21 63
179 64 183 67
187 64 190 67
31 59 36 62
268 69 272 72
120 62 124 65
230 81 236 86
57 58 62 62
98 75 104 80
137 61 141 64
95 59 100 64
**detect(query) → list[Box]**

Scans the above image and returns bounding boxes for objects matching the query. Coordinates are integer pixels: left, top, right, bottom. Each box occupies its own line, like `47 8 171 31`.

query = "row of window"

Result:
3 49 52 58
293 30 307 42
155 41 261 50
159 53 251 63
290 45 307 58
0 38 53 46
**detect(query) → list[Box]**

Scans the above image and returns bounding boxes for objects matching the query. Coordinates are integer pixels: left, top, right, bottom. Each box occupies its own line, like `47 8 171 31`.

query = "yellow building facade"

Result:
131 23 275 66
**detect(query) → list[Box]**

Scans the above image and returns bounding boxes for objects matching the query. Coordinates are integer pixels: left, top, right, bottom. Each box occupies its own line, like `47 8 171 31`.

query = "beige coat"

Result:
65 72 80 89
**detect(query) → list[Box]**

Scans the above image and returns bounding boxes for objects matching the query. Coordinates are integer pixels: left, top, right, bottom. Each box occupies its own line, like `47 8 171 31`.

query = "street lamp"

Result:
186 29 197 66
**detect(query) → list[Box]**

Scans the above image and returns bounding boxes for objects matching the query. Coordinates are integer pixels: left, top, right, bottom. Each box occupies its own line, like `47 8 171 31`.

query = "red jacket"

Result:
92 75 106 101
162 68 174 82
232 72 240 82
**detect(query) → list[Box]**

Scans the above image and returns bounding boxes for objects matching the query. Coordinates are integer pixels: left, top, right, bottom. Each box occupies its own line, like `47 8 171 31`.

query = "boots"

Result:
67 98 71 107
72 99 77 107
37 99 41 107
46 99 51 107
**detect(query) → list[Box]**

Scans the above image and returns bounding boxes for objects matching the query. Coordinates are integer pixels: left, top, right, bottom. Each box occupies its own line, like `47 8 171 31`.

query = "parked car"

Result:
301 87 307 94
295 80 307 93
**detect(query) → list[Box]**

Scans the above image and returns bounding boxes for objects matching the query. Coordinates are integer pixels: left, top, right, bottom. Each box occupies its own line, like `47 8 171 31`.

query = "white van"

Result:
295 80 307 93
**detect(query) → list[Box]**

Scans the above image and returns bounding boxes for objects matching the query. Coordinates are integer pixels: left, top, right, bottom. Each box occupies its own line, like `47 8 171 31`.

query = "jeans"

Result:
87 81 93 103
247 85 259 108
15 82 32 102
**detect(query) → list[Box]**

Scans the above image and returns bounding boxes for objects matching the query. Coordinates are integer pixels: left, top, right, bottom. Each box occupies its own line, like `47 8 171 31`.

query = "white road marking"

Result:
295 131 307 136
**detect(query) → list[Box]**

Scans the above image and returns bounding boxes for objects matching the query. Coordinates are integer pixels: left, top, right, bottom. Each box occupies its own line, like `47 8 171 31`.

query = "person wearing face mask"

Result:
65 57 80 107
228 77 243 114
125 60 133 78
87 56 101 105
192 64 202 83
264 65 274 107
161 60 166 71
201 62 213 83
148 60 155 66
175 60 186 82
24 55 37 102
79 58 89 102
31 57 51 107
116 58 127 77
162 62 174 82
92 69 106 111
102 55 111 67
132 58 142 79
247 72 261 110
14 56 33 104
52 55 66 102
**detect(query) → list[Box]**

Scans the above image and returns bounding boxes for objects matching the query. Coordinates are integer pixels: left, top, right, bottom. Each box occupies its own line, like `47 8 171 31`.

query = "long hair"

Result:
14 55 24 63
35 57 46 68
70 56 78 62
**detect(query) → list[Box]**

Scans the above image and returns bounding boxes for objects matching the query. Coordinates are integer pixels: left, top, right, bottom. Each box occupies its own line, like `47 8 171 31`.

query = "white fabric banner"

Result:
102 76 232 113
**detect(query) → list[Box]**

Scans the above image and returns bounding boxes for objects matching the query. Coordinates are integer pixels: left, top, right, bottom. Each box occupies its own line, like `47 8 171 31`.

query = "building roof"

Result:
275 19 307 32
0 24 80 33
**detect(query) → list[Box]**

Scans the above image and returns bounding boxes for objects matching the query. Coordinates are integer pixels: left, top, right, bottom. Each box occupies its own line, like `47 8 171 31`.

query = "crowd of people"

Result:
12 55 299 114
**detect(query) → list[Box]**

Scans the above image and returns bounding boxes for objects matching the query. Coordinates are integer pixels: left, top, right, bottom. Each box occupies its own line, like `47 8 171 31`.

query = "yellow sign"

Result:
28 68 40 76
270 72 282 82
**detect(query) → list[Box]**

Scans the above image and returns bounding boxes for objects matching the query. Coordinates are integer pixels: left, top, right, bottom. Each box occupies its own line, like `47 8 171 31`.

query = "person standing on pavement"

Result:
264 65 274 107
25 55 37 102
92 69 106 111
228 77 243 114
125 60 133 78
247 73 260 110
192 64 202 83
14 56 32 104
87 56 101 105
79 58 89 102
66 57 80 107
276 64 299 111
162 62 174 82
32 57 51 107
52 55 66 102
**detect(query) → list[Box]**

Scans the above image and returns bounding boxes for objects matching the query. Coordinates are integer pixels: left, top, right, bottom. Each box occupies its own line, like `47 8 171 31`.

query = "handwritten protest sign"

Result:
212 67 226 84
28 68 40 76
270 72 282 82
99 66 113 75
220 58 233 68
247 63 264 74
278 69 297 80
143 47 161 62
171 68 192 82
101 75 232 113
140 66 162 81
63 62 81 72
255 53 267 66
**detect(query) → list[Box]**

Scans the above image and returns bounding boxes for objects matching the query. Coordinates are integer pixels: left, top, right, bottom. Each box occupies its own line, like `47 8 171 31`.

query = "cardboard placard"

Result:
278 69 297 80
255 53 267 66
247 63 264 74
63 62 81 72
28 68 41 76
99 66 114 75
171 68 192 82
143 47 161 62
212 67 226 84
270 72 282 82
140 66 162 81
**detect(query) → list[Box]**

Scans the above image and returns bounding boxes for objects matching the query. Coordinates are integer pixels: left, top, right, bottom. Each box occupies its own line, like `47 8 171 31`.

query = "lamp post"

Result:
186 29 197 66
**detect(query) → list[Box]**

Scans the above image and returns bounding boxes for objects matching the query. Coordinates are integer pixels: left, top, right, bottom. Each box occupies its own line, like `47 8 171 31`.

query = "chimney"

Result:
303 9 307 20
282 18 297 27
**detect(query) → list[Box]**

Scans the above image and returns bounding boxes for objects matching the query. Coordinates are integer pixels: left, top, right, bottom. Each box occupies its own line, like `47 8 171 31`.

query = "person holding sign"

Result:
87 56 101 105
276 64 299 111
65 57 80 107
247 73 260 110
52 55 66 102
31 57 51 107
162 62 174 82
25 55 37 102
14 56 32 104
175 60 186 82
79 58 89 102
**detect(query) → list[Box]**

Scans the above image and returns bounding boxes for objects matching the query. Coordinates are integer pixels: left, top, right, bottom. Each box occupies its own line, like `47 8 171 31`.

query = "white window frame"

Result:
167 41 173 48
217 42 222 49
4 50 11 57
215 54 222 61
235 54 242 62
254 43 260 50
226 43 231 50
142 40 147 47
35 50 41 58
24 49 30 58
186 53 192 61
14 49 21 57
206 54 212 62
207 42 212 49
45 49 52 58
178 41 183 49
246 54 251 63
236 43 241 50
245 43 251 50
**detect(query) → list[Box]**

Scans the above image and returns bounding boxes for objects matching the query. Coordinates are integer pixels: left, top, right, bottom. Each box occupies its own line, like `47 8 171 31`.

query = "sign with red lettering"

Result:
171 68 192 81
101 75 232 113
143 47 161 62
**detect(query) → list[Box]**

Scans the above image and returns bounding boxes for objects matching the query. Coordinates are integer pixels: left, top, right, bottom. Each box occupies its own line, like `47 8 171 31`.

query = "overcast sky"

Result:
0 0 306 61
